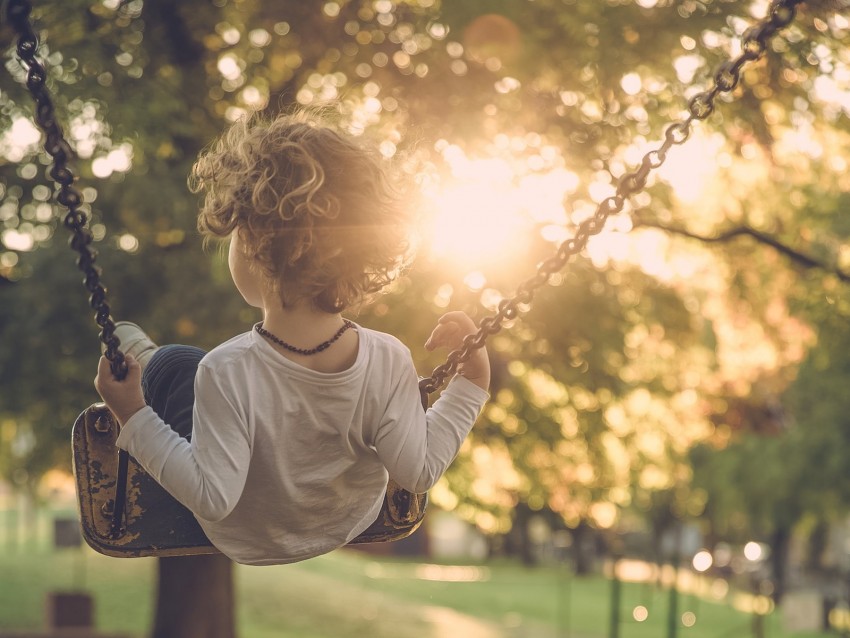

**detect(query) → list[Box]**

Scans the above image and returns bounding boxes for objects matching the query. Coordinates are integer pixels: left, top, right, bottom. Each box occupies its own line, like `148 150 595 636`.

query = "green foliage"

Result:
1 0 849 553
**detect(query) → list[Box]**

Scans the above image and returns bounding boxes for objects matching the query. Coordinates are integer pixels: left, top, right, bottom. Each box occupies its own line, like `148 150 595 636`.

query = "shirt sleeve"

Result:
115 363 252 522
373 355 489 493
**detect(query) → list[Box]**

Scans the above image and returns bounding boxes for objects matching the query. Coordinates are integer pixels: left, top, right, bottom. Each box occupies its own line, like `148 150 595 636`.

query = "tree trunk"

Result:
806 520 829 573
505 502 536 566
769 526 791 605
152 554 236 638
572 520 594 576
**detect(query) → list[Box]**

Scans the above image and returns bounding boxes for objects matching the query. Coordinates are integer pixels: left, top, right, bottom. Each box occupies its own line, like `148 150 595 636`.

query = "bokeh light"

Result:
692 549 713 572
743 541 762 562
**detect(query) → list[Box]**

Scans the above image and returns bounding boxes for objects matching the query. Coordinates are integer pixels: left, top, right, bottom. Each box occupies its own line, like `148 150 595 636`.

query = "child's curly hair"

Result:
191 109 414 313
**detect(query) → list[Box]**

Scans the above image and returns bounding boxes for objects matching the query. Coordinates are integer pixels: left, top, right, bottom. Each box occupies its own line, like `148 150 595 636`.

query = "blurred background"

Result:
1 0 849 636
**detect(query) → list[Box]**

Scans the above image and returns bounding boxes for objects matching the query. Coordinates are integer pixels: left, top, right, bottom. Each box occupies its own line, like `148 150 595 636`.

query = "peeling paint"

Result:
72 403 427 556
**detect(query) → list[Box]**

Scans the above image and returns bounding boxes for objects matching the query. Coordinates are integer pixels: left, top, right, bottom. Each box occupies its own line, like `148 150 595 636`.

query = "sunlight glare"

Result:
624 130 722 203
427 178 525 268
2 229 35 252
425 146 577 272
217 54 242 80
692 550 713 572
463 271 487 291
2 117 41 162
91 144 134 178
657 132 722 202
8 117 41 147
813 74 850 113
744 541 763 561
621 72 642 96
423 129 727 285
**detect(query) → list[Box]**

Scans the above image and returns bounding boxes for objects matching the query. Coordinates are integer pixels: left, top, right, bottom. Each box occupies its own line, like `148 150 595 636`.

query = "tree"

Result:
2 0 849 633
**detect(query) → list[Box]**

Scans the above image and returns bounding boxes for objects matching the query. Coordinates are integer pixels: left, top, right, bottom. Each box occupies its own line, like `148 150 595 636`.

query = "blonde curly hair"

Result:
191 109 414 313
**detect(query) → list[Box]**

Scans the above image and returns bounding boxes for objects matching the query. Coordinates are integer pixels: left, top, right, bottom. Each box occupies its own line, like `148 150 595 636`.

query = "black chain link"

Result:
419 0 804 395
6 0 127 378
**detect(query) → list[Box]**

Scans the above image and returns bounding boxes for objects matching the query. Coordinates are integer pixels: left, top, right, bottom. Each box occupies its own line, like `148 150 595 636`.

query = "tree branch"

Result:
633 216 850 283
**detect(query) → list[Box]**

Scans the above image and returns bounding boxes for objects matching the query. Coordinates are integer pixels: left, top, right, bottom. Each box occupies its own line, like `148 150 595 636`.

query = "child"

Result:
94 110 490 566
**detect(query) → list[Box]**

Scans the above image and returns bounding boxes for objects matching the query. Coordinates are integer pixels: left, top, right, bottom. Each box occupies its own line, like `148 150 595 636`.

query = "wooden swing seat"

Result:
72 403 427 558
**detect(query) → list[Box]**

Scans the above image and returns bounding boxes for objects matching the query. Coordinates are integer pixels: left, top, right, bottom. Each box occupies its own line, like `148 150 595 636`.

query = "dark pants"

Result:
141 345 206 439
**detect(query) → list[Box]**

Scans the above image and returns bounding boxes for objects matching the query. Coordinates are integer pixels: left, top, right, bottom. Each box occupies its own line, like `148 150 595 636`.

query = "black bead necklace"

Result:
255 319 355 356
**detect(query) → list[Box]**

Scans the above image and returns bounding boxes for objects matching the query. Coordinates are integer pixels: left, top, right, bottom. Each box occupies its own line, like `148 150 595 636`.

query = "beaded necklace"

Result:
255 319 355 356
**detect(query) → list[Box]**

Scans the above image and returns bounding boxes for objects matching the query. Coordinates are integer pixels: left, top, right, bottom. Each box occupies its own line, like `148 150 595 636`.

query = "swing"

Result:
5 0 805 558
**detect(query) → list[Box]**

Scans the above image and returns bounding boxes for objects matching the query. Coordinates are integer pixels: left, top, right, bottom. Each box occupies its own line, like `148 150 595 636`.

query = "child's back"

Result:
95 109 490 565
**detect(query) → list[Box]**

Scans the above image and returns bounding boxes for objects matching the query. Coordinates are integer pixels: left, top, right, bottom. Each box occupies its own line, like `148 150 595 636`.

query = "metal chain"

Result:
6 0 127 378
419 0 804 395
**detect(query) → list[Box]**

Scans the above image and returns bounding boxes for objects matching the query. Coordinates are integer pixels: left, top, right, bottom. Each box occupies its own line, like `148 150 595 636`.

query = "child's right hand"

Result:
94 355 147 425
425 311 490 392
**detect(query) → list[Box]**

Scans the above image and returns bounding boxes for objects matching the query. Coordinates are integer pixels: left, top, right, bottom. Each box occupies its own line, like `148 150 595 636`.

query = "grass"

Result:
0 545 836 638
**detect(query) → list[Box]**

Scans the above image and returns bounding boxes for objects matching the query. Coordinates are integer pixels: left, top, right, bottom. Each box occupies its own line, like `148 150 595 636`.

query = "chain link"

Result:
419 0 804 395
7 0 127 378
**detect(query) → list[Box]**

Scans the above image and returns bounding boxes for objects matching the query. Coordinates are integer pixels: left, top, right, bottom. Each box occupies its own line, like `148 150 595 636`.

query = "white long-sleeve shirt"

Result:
116 325 488 565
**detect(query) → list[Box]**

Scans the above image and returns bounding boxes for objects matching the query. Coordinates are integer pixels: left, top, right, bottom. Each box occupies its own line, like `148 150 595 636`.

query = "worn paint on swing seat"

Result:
73 403 428 558
73 403 218 557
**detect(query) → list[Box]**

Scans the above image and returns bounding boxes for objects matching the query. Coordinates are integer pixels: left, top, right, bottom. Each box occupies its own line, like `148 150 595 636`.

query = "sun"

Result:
421 144 578 278
426 171 526 269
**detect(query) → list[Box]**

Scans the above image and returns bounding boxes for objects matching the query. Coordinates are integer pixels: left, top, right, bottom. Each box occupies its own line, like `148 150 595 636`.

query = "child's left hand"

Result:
94 355 147 425
425 311 490 392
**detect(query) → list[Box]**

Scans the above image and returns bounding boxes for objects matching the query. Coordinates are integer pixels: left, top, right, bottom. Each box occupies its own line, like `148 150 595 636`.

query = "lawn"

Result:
0 545 835 638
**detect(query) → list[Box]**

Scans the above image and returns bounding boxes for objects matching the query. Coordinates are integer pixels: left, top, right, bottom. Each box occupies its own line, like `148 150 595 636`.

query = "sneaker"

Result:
105 321 160 370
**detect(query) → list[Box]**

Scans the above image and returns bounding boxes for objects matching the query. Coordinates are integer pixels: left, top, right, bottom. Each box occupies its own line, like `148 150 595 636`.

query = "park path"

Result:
420 604 596 638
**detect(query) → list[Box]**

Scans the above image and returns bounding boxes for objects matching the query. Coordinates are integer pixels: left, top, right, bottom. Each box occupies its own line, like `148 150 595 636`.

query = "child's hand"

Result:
94 355 147 425
425 311 490 392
